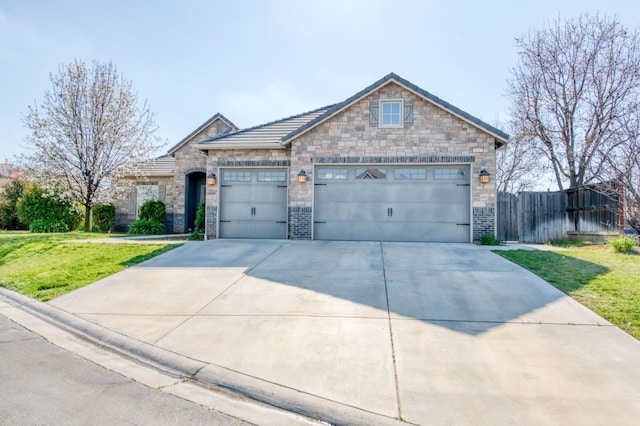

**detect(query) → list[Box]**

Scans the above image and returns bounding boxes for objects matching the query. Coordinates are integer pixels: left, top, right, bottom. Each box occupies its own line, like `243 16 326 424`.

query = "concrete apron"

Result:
46 239 640 425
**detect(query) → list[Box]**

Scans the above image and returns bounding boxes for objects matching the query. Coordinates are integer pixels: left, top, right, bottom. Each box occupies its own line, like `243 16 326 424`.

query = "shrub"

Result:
128 219 164 235
610 236 636 253
93 203 115 233
188 230 203 240
139 199 165 224
17 185 81 232
0 179 28 230
194 201 205 232
480 234 500 245
29 219 69 233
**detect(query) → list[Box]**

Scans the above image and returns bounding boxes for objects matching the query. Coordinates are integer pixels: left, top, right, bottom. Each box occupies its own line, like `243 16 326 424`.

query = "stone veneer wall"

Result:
287 82 497 240
171 119 233 233
205 206 217 238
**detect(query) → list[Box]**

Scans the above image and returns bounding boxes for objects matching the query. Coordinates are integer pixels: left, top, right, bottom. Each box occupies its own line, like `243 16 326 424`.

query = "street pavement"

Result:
2 239 640 425
0 314 249 426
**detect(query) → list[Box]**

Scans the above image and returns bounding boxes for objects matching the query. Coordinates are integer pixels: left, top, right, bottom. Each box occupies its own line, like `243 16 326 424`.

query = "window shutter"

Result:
127 187 137 219
369 101 378 126
158 184 166 202
404 100 413 125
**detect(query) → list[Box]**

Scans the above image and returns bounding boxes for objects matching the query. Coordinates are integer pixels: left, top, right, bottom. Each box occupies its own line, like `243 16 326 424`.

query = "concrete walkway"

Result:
3 240 640 425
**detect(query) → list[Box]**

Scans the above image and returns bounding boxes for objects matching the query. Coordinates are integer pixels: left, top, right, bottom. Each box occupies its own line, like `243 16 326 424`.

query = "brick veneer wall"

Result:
473 207 495 241
289 207 312 239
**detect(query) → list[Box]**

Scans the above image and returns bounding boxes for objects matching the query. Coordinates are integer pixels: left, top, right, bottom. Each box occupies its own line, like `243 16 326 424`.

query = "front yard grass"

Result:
496 245 640 340
0 232 179 301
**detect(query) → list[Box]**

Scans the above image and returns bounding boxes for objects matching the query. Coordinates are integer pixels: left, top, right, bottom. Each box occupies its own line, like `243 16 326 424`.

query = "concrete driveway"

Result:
49 240 640 425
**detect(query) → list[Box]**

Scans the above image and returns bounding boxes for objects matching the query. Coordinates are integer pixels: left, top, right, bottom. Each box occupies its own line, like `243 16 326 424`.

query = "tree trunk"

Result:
84 205 91 233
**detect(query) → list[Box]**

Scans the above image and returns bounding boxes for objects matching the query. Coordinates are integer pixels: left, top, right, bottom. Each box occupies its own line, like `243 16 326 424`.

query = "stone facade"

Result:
113 75 505 242
171 121 233 233
113 117 233 234
288 83 496 210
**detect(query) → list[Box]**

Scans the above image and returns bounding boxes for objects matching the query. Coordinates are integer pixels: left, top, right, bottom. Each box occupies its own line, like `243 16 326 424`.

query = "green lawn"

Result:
0 232 179 301
496 246 640 340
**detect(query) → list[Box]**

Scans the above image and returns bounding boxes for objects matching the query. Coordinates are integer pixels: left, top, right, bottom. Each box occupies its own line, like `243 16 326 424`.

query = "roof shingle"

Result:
196 105 337 150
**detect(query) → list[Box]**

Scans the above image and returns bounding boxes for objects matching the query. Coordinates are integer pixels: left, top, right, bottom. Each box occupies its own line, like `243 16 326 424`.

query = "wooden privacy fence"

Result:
497 184 622 243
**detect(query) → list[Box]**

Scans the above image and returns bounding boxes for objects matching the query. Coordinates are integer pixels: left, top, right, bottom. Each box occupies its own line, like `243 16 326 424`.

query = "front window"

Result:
380 100 402 127
136 184 158 218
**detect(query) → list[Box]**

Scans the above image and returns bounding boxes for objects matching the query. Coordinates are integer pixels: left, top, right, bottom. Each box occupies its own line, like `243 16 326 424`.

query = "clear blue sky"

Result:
1 0 639 161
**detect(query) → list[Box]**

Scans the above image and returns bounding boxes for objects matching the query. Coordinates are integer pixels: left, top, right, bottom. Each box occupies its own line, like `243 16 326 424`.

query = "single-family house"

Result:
114 73 508 242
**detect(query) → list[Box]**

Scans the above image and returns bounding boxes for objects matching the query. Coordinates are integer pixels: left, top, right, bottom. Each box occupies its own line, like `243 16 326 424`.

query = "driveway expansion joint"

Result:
380 242 403 421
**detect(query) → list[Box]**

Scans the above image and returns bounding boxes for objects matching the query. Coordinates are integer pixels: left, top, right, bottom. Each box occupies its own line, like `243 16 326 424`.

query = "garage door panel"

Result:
314 165 470 242
219 201 254 221
394 204 469 222
219 169 287 239
220 222 287 239
314 220 469 242
315 200 393 221
221 186 286 203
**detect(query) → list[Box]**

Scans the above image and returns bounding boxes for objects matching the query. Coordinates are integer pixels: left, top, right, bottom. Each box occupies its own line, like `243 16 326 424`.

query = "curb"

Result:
0 287 410 426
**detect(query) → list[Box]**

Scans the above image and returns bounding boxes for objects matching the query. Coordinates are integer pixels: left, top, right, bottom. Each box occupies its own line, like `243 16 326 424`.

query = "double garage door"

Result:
314 165 471 243
218 165 471 242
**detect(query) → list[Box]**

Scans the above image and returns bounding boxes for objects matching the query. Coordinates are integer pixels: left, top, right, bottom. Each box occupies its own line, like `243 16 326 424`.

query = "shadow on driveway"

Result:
131 239 609 335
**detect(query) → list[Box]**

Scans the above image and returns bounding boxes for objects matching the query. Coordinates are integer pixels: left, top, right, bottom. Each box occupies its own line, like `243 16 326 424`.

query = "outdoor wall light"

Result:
479 169 490 184
207 173 217 186
298 170 307 183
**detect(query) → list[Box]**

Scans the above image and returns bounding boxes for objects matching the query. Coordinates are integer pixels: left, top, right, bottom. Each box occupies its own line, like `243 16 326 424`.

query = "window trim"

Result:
379 99 404 128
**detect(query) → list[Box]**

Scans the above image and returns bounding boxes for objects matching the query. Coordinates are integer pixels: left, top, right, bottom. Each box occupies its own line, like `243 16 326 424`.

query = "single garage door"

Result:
313 165 470 242
219 169 287 239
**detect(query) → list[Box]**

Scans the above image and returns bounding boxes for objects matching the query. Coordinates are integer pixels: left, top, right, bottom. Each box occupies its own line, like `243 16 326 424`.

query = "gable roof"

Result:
167 113 238 155
196 105 337 150
123 155 175 178
281 73 509 148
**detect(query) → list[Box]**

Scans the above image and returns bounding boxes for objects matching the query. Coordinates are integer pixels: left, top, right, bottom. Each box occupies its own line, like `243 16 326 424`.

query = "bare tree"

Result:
606 110 640 233
22 59 161 232
508 14 640 191
496 131 540 193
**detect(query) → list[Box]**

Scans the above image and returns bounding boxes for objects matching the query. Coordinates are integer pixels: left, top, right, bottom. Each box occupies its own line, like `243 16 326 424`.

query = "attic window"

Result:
380 100 402 127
